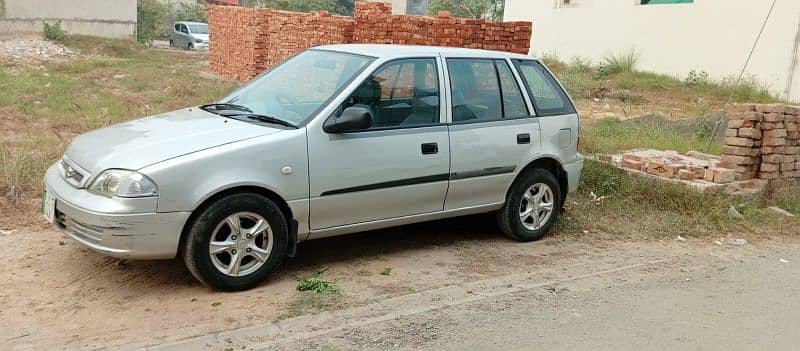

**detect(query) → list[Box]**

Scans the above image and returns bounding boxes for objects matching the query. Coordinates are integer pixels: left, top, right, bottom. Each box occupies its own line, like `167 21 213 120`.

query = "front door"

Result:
443 57 542 210
308 57 450 230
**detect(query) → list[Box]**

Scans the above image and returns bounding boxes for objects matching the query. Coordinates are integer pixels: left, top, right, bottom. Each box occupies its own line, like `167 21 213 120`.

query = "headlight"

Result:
195 38 203 43
88 169 158 198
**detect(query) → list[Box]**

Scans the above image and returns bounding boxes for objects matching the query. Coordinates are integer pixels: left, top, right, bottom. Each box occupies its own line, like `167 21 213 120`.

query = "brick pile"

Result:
721 103 800 181
352 2 531 53
208 2 533 80
618 152 734 184
208 6 354 79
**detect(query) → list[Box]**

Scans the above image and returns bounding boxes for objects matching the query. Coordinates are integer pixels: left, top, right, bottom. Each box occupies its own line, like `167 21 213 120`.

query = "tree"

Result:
175 1 208 23
245 0 334 12
428 0 504 20
137 0 171 45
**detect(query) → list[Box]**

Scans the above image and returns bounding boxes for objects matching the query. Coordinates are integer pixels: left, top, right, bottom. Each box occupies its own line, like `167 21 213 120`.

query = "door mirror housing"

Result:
324 106 373 133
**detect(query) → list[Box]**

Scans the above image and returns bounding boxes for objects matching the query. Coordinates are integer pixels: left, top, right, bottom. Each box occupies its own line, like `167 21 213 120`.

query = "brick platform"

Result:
208 2 532 80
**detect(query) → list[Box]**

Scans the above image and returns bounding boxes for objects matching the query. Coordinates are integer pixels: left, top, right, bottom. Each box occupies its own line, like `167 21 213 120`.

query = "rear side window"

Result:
447 59 530 123
514 60 576 116
448 59 502 122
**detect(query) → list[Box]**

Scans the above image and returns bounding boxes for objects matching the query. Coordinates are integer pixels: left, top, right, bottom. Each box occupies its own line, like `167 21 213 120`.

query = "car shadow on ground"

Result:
113 213 506 289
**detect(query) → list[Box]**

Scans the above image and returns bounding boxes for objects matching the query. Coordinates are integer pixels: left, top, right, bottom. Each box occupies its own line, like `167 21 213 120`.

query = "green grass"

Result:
544 51 782 106
772 185 800 215
597 49 639 77
0 35 237 207
580 116 722 156
557 160 799 239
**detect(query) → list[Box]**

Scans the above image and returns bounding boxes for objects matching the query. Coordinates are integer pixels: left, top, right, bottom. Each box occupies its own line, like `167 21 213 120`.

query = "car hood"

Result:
192 33 210 42
65 108 281 175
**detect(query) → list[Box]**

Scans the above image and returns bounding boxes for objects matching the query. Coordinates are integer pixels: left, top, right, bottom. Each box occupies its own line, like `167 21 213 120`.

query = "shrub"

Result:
137 0 171 46
596 49 638 77
43 21 67 42
684 69 709 86
175 2 208 23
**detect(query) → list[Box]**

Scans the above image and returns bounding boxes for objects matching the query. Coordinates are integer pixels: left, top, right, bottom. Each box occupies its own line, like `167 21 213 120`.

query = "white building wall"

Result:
504 0 800 102
0 0 137 38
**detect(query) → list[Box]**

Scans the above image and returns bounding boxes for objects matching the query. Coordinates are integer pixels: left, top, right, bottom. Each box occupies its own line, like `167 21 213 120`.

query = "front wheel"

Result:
497 169 562 242
182 193 288 291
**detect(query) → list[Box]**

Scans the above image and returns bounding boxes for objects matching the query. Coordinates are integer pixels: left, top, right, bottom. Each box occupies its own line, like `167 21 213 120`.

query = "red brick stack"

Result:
261 10 354 69
352 2 531 53
721 103 800 182
720 105 764 180
208 6 272 79
208 2 533 80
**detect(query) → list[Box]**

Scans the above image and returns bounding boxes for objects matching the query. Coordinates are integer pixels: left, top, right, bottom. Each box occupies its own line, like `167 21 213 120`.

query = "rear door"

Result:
512 60 580 165
443 57 541 211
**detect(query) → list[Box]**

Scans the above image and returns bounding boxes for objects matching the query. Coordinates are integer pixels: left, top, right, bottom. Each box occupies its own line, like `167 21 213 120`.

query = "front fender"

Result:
141 128 309 213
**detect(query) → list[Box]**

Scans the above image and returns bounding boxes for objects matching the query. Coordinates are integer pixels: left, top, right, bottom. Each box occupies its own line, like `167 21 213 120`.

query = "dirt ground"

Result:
1 213 796 350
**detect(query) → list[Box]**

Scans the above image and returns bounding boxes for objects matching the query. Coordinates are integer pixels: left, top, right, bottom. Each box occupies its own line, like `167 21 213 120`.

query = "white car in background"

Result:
170 21 209 50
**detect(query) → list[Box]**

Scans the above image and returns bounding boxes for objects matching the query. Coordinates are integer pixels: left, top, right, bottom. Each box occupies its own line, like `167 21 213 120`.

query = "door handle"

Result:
421 142 438 155
517 133 531 144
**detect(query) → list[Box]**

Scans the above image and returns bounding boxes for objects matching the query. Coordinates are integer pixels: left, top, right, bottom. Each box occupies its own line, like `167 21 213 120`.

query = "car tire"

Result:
169 39 174 48
496 168 562 242
182 193 288 291
187 42 193 51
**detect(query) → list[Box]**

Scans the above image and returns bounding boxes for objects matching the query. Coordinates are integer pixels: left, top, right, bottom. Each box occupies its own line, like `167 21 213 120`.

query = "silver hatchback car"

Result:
42 45 583 291
170 21 209 50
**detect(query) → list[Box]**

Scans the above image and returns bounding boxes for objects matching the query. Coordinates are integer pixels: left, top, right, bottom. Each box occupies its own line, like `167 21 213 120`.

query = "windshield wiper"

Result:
243 114 298 128
200 103 253 113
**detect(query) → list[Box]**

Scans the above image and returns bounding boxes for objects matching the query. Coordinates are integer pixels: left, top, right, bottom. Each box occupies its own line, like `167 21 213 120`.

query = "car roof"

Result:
176 21 208 25
313 44 535 60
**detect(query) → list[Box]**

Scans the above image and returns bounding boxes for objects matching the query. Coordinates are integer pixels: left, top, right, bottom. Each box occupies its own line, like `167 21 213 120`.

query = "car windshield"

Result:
221 50 374 125
188 24 209 34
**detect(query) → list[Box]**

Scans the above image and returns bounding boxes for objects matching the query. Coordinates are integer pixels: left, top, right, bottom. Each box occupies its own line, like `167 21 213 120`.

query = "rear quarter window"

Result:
514 60 576 117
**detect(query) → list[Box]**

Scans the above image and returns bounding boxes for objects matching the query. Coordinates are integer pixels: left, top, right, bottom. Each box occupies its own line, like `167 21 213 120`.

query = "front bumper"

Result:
44 164 190 259
563 153 585 193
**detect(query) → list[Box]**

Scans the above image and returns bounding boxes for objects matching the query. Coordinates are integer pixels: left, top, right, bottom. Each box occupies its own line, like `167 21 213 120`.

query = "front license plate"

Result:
42 190 56 224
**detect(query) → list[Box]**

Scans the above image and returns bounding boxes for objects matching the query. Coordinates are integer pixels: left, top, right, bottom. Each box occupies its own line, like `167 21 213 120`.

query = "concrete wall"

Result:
504 0 800 102
0 0 137 38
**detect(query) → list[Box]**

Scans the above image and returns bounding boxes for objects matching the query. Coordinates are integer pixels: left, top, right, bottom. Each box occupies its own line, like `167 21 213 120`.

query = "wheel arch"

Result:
509 156 569 203
178 185 295 255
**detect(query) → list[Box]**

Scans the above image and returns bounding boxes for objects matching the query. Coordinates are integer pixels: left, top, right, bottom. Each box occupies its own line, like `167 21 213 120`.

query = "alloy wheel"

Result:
208 212 273 277
518 183 555 231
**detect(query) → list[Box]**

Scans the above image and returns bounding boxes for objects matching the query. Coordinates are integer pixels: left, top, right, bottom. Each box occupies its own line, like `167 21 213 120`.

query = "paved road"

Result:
278 244 800 351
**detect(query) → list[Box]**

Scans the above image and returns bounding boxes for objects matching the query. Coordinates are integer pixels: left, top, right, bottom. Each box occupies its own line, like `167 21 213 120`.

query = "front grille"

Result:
59 157 88 187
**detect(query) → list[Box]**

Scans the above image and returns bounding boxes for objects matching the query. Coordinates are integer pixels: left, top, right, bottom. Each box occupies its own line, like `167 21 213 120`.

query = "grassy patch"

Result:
557 160 798 239
597 49 638 77
771 185 800 215
0 36 236 207
580 115 722 156
285 267 342 318
544 52 782 119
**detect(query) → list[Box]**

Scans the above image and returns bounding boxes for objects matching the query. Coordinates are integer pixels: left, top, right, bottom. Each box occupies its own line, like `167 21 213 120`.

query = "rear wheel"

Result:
497 169 561 242
169 39 174 47
182 193 288 291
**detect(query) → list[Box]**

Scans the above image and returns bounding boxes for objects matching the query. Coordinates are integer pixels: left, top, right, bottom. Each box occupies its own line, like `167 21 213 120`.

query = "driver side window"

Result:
343 58 440 129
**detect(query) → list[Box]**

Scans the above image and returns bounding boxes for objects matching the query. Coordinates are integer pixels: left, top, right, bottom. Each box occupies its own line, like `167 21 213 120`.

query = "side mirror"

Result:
323 106 373 133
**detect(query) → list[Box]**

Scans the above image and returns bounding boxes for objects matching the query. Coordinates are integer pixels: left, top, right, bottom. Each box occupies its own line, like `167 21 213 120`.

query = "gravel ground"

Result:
0 39 76 61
